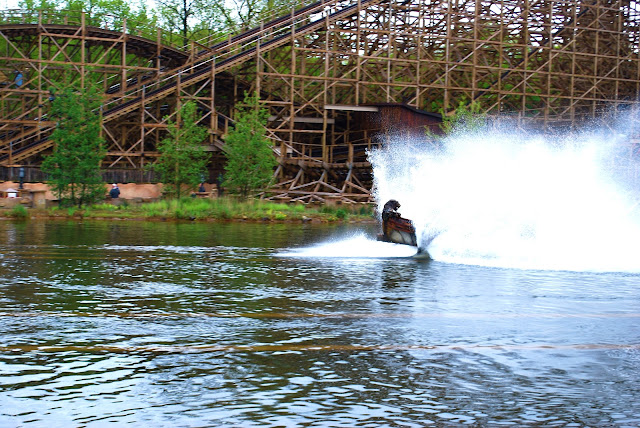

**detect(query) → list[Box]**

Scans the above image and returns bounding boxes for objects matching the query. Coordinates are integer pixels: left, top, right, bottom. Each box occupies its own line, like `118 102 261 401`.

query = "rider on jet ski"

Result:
379 199 417 247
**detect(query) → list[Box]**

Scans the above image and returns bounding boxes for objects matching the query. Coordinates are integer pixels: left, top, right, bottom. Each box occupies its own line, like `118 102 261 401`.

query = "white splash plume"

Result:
369 121 640 272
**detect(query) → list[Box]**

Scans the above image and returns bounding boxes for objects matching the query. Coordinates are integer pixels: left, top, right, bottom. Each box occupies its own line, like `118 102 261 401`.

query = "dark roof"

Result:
368 103 442 120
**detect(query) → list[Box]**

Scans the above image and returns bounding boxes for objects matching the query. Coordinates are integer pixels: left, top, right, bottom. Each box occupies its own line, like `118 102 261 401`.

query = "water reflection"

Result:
1 221 640 426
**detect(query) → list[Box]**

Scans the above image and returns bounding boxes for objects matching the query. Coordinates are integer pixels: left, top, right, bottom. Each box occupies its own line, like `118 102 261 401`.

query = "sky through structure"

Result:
1 0 18 8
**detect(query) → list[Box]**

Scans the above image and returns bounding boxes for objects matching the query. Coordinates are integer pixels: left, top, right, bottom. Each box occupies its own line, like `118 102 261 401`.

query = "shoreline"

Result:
0 208 378 224
0 214 378 224
0 195 379 224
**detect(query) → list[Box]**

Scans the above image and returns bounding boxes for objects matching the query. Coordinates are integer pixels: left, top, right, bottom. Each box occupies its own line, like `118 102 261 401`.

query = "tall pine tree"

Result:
154 100 210 199
41 83 106 208
223 92 277 198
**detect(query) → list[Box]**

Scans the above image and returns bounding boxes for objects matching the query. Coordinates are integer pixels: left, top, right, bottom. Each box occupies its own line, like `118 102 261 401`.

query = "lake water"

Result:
1 220 639 427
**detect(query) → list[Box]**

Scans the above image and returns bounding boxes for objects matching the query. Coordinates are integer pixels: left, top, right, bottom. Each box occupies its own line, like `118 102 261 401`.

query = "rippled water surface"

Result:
1 220 639 427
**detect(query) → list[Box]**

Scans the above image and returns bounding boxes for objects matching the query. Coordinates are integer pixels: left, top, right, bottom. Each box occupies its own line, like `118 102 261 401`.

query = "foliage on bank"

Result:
9 205 29 219
39 197 375 222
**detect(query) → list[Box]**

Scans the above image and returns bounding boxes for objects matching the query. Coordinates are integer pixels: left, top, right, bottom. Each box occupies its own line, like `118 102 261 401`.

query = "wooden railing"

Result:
100 0 383 122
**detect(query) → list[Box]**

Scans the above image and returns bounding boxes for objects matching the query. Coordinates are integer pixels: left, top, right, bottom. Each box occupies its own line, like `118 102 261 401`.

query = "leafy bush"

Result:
335 208 348 219
319 205 334 214
291 203 306 213
10 205 28 219
358 205 374 216
92 203 119 211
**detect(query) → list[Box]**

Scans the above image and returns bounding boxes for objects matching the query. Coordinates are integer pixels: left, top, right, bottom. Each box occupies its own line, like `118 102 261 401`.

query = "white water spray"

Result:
280 232 418 259
370 121 640 272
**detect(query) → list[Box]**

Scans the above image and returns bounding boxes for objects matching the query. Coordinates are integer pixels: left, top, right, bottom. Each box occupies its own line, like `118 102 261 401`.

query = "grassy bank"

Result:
10 198 376 222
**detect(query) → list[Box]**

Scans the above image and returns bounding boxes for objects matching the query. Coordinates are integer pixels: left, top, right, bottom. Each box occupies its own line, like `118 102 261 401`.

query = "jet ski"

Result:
377 215 418 247
376 199 428 258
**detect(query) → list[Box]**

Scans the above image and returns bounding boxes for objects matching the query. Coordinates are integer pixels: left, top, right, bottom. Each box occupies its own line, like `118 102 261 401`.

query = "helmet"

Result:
386 199 400 209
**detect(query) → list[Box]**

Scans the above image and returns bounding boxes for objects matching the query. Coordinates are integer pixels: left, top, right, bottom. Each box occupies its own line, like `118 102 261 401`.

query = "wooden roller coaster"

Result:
2 1 640 202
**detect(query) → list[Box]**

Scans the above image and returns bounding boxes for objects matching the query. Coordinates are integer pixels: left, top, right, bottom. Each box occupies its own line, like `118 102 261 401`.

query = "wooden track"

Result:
0 24 188 63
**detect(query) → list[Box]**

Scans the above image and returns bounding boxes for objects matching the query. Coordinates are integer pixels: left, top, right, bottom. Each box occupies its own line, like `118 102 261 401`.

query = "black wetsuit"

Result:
382 200 400 221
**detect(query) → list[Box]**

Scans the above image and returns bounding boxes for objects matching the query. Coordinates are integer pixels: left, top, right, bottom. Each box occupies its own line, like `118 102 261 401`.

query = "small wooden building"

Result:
0 188 18 198
357 103 443 138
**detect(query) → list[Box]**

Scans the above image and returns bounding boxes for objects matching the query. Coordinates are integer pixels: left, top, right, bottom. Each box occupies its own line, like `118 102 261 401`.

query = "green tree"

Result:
156 0 204 42
223 91 277 198
18 0 158 34
154 100 210 199
427 101 487 138
17 0 60 11
214 0 292 33
41 83 106 208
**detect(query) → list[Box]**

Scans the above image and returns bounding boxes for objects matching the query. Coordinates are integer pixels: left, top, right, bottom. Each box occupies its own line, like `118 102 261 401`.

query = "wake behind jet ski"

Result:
377 199 418 247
